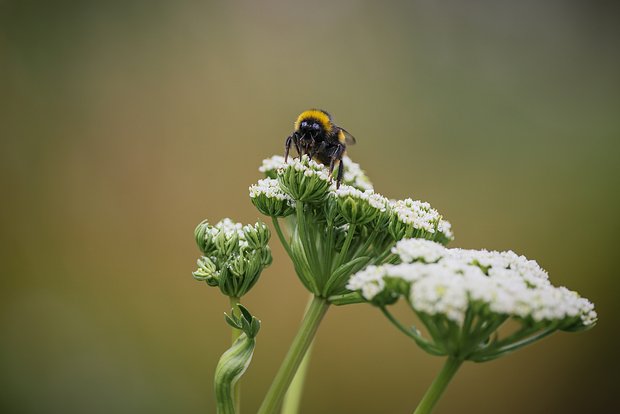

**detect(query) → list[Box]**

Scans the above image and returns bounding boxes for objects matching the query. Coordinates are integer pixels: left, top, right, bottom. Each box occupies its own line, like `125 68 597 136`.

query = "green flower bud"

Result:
214 230 240 257
193 256 219 286
243 222 271 250
194 220 217 255
259 246 273 267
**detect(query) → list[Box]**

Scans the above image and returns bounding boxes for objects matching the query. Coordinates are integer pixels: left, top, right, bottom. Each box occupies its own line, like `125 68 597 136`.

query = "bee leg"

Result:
336 157 345 188
296 133 305 157
285 134 293 162
328 143 346 187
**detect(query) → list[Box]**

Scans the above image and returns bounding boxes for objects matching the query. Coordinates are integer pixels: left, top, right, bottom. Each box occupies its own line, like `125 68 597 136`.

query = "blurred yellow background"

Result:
1 1 619 413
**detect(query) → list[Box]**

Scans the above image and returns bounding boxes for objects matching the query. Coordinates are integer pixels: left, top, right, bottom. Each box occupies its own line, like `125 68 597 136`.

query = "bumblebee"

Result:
284 109 356 187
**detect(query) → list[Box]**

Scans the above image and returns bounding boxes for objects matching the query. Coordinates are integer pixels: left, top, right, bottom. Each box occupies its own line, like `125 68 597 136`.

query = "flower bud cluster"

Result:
193 218 272 298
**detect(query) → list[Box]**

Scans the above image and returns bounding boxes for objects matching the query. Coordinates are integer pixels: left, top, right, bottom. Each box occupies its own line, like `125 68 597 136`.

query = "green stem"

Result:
272 217 293 259
413 357 463 414
281 341 314 414
333 223 357 269
229 296 241 413
281 294 315 414
380 307 444 356
258 296 330 414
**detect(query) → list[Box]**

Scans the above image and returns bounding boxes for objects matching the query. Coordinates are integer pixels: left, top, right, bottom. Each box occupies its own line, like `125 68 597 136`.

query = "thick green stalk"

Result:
280 340 314 414
281 294 316 414
413 357 463 414
229 296 242 412
257 296 330 414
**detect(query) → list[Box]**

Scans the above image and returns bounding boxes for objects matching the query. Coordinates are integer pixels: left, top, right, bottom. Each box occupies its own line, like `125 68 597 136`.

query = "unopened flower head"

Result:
249 178 296 217
347 239 597 360
193 218 272 298
277 155 331 203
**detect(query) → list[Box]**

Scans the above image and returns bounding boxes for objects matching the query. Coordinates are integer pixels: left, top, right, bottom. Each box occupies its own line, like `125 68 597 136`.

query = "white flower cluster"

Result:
212 218 245 240
341 156 373 191
249 178 295 204
258 155 286 175
259 155 373 191
347 239 597 327
391 198 442 234
437 219 453 240
282 155 331 181
332 185 389 212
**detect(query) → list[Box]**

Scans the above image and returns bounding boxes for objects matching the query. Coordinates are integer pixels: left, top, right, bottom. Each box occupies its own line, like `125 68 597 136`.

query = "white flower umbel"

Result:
347 238 597 361
331 185 389 225
260 154 373 191
348 239 598 414
389 198 454 244
249 178 296 217
341 155 373 191
259 155 287 178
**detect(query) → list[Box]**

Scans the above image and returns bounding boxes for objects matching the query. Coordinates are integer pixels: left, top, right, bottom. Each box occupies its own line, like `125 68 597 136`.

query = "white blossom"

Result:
392 198 441 234
348 244 597 327
249 178 294 202
259 155 286 174
392 239 448 263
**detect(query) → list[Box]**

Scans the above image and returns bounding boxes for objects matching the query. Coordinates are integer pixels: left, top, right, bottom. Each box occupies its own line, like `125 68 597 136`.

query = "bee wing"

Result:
338 128 357 145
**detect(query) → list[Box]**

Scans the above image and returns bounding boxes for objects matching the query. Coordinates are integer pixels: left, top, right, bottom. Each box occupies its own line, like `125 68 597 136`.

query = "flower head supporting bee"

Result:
251 154 453 413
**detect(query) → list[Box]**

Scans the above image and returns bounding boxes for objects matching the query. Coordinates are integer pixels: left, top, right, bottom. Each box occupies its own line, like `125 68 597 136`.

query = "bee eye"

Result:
301 121 308 128
312 123 320 130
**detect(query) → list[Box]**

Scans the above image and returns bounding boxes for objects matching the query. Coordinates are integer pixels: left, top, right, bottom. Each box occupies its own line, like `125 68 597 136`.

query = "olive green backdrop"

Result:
1 1 618 413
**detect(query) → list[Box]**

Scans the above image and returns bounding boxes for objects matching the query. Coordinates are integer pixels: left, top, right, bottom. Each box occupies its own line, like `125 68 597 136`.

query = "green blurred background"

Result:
1 1 619 413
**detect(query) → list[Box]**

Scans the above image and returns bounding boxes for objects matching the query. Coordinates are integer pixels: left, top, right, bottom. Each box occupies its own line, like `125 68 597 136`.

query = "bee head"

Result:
299 119 322 133
294 109 333 135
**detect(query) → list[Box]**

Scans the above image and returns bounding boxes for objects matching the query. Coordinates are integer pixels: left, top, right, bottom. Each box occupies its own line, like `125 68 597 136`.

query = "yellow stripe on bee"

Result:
294 109 333 133
337 129 346 143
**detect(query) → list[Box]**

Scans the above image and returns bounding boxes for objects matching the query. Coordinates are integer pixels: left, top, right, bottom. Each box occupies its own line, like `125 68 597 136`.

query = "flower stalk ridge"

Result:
347 238 597 413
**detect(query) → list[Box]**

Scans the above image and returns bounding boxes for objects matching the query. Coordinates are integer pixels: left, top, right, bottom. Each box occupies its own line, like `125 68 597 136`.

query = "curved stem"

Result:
258 296 330 414
413 357 463 414
381 307 444 356
229 296 241 413
272 217 293 259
